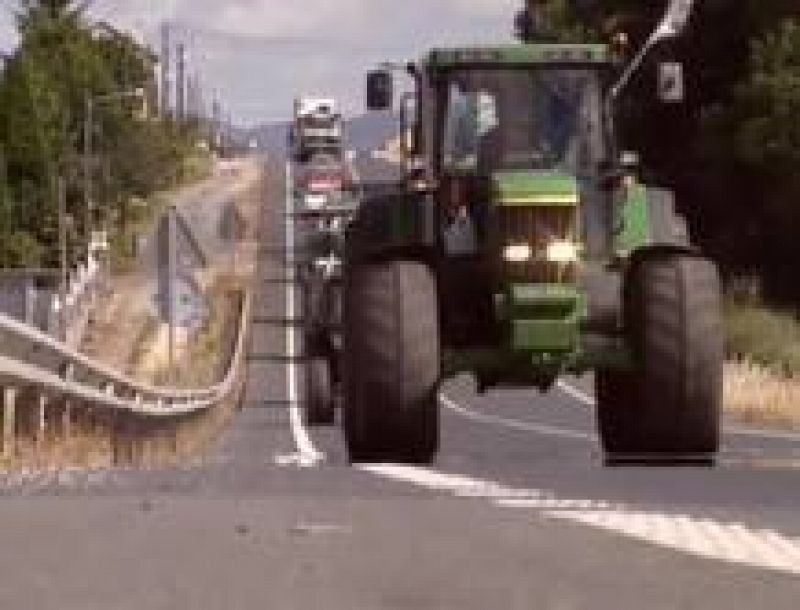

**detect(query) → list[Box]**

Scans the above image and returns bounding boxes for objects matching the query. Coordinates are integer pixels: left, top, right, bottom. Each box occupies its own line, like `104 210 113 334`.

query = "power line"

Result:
160 22 170 118
176 41 186 122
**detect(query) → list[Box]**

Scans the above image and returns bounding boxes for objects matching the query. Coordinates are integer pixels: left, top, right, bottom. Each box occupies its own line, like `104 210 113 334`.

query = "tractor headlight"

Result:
545 240 580 264
503 243 533 263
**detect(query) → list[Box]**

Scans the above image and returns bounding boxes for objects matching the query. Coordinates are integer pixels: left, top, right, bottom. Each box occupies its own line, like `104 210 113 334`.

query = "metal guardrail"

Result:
0 291 251 461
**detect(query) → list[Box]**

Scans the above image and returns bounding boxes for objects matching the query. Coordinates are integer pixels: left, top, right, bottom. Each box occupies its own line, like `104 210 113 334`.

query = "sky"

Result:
0 0 520 125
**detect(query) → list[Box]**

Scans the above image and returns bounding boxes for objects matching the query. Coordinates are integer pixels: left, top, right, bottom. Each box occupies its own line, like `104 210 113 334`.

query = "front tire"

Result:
597 254 722 460
343 261 440 463
302 272 327 356
305 357 335 426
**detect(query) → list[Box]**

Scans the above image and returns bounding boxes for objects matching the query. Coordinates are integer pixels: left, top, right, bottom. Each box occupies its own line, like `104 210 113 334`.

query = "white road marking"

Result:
440 393 595 443
557 380 800 443
546 510 800 575
283 161 324 467
724 425 800 443
556 380 596 408
290 522 352 536
360 463 800 576
719 457 800 470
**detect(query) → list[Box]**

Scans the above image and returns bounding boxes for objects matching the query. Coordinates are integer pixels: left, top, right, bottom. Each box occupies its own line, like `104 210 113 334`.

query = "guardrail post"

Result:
62 364 74 441
112 411 124 468
3 386 17 460
126 394 144 467
36 394 47 457
104 383 115 451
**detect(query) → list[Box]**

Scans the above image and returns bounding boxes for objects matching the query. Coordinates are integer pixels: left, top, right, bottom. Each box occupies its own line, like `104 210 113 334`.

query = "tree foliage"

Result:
522 1 800 302
0 1 201 268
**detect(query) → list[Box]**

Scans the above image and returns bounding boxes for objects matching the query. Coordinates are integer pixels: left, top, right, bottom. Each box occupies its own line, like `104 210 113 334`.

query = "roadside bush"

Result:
724 297 800 376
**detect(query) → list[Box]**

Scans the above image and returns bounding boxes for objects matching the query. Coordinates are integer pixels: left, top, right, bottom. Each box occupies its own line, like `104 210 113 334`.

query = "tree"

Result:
516 1 800 301
0 1 204 269
730 19 800 298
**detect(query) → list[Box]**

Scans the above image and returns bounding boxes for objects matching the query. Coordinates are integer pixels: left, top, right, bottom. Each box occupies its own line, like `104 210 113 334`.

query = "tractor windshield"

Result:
441 68 604 175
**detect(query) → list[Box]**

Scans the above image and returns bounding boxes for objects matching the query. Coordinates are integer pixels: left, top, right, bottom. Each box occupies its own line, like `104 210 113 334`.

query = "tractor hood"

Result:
491 171 580 207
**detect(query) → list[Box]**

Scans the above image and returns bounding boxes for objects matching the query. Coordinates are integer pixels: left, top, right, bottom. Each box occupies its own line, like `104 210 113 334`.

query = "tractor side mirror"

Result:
367 70 393 111
658 61 685 103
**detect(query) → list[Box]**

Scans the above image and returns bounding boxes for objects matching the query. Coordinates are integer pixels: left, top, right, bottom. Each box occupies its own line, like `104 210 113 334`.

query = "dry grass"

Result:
1 295 248 474
724 360 800 430
0 162 260 474
137 276 243 389
725 299 800 376
721 296 800 430
179 279 243 387
0 398 245 474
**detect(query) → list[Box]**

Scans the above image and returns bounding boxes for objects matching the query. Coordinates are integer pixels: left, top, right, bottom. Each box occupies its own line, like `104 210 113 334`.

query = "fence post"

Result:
3 386 16 460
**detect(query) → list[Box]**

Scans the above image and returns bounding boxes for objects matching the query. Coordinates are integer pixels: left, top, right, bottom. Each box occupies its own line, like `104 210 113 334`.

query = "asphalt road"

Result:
0 158 799 609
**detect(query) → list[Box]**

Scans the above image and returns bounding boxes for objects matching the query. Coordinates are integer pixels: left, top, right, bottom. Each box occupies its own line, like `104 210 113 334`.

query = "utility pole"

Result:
0 144 7 207
194 74 205 121
166 207 177 383
83 95 94 242
160 22 171 118
226 111 233 155
58 176 68 343
185 74 193 120
187 73 198 121
176 42 186 123
212 92 222 151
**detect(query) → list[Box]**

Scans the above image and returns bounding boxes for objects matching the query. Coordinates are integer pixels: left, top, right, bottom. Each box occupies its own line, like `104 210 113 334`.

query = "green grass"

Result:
724 298 800 376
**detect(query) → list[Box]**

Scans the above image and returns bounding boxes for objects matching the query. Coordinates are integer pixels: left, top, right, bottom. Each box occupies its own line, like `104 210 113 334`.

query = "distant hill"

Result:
248 121 290 155
345 111 397 152
246 111 397 156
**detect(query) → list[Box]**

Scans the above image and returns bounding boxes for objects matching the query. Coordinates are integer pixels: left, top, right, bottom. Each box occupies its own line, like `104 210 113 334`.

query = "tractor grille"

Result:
493 205 578 284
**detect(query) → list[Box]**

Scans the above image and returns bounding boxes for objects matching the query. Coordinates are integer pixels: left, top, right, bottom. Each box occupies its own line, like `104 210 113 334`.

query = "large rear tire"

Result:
343 261 440 463
597 254 722 460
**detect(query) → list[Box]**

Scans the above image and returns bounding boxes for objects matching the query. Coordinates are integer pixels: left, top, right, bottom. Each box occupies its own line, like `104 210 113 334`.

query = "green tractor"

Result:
341 0 722 463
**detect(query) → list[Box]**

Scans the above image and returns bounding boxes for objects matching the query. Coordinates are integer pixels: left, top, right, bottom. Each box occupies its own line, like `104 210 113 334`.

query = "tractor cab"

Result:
423 46 610 270
367 45 615 356
430 46 609 176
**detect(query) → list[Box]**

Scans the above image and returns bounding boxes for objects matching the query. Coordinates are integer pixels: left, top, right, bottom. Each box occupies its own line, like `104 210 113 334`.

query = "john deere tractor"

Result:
341 1 722 463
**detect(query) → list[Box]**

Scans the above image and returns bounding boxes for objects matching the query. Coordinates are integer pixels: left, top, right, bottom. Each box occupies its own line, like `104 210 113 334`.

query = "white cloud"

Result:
1 0 522 123
0 3 18 53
